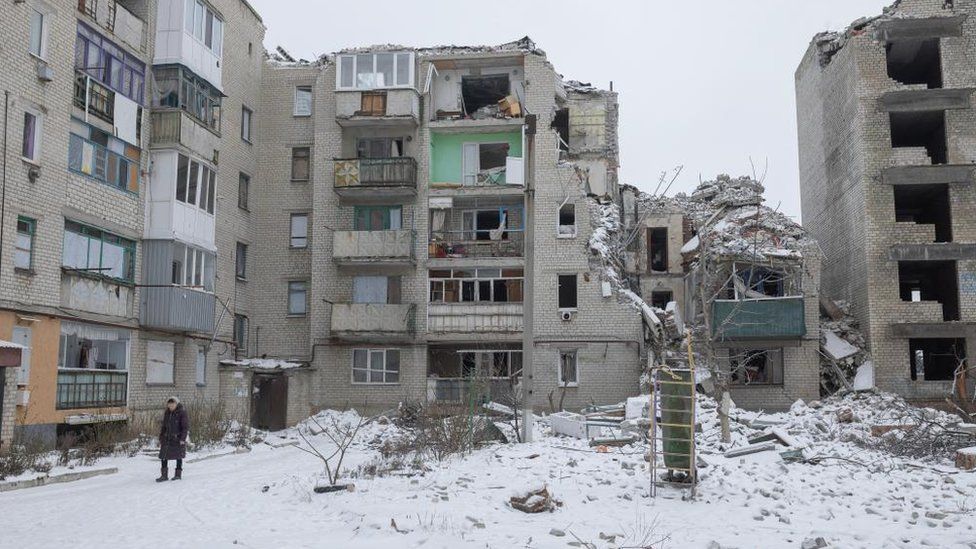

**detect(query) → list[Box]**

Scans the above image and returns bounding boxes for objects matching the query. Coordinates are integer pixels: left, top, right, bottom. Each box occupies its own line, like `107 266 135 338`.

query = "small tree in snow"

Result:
295 413 367 487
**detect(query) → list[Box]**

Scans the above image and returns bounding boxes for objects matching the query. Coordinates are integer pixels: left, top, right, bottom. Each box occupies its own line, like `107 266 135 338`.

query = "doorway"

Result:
251 373 288 431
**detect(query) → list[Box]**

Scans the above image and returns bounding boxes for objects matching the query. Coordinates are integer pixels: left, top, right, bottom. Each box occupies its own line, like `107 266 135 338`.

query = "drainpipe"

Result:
1 90 10 276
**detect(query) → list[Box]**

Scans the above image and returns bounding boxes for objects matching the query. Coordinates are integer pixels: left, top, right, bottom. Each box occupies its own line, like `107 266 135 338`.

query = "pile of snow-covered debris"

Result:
820 301 873 393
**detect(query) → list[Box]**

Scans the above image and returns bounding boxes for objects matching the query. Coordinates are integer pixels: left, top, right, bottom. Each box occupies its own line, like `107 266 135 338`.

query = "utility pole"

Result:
521 114 537 442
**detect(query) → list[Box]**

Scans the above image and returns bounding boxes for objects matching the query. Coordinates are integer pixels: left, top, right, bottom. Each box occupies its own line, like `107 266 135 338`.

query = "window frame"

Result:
170 242 215 292
287 280 308 316
28 6 50 60
558 350 579 388
235 242 247 280
22 110 42 163
353 205 402 231
729 348 785 386
75 23 146 104
233 314 248 355
174 153 216 215
336 52 415 91
241 106 252 143
68 118 141 193
351 348 401 385
290 146 310 182
15 216 37 271
183 0 223 57
557 202 577 238
290 213 309 248
428 268 524 304
238 172 250 210
61 220 136 283
294 86 313 116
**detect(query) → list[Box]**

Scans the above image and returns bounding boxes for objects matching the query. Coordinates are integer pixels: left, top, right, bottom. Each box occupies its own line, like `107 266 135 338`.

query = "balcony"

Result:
61 271 133 318
335 89 420 127
429 231 524 260
74 74 115 124
78 0 146 53
334 157 418 201
140 286 216 334
56 369 128 410
150 110 220 154
427 378 514 403
332 230 415 267
428 303 523 335
330 303 416 341
711 297 806 340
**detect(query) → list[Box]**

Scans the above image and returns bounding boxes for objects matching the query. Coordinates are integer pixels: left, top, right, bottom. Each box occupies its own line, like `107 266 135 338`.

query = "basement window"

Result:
894 184 952 242
890 110 947 165
910 338 964 381
648 228 668 272
886 38 942 88
730 349 783 386
558 203 576 237
461 74 510 115
898 261 959 320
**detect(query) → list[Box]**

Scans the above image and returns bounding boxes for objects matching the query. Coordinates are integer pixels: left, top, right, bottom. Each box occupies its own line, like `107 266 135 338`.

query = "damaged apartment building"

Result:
797 0 976 405
620 176 822 410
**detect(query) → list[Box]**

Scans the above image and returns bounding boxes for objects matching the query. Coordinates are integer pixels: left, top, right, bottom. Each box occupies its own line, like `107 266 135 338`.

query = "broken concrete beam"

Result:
723 442 776 458
748 417 786 429
956 446 976 470
747 427 797 447
588 436 637 448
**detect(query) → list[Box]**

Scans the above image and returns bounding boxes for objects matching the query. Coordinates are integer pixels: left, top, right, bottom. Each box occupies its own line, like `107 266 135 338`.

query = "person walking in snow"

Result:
157 396 189 482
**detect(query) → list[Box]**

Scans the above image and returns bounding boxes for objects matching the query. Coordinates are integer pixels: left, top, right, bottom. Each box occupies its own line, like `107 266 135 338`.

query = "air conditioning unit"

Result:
560 310 574 322
36 62 54 82
16 390 30 406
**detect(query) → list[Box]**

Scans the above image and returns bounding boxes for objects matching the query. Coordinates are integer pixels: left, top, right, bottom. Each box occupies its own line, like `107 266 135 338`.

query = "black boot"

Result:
156 466 168 482
171 468 182 481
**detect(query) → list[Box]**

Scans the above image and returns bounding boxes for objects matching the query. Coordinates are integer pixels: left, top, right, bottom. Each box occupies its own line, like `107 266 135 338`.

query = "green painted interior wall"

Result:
429 131 522 184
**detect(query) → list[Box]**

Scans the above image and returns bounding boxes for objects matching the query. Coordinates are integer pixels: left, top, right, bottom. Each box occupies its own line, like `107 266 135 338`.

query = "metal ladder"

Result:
649 338 698 498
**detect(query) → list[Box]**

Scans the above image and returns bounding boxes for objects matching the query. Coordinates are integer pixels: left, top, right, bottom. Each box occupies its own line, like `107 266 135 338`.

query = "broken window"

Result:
234 314 248 354
552 108 570 152
291 147 310 181
648 228 668 272
357 137 403 158
558 274 578 310
730 349 783 385
558 203 576 237
886 38 942 88
462 142 510 185
429 268 523 303
730 266 788 298
898 261 959 320
910 338 964 381
559 350 579 386
894 184 952 242
354 205 401 231
651 290 673 310
890 110 947 165
461 74 510 116
353 275 401 304
428 349 522 380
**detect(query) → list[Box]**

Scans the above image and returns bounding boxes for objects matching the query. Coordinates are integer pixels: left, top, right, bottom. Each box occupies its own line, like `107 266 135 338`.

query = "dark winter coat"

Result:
159 403 189 460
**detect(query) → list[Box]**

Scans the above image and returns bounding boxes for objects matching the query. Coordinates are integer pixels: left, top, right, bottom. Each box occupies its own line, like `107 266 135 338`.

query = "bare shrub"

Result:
0 435 47 480
296 413 367 487
186 399 236 447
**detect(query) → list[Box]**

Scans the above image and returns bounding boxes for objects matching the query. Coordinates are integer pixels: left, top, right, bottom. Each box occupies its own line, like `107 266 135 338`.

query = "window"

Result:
238 172 250 210
457 207 524 241
195 347 206 386
153 65 221 131
62 220 136 282
732 266 788 298
75 23 146 103
146 340 175 385
353 206 401 231
235 242 247 280
184 0 223 56
352 349 400 384
730 349 784 386
241 106 252 142
294 86 312 116
291 147 310 181
170 243 215 291
15 217 36 271
234 314 248 354
68 119 141 192
22 111 42 162
288 281 308 315
910 338 964 381
462 142 510 185
558 274 578 310
648 228 668 272
558 202 576 237
290 213 308 248
174 154 215 214
558 350 579 387
28 7 48 59
336 52 414 90
360 92 386 116
650 290 673 310
353 275 401 304
58 321 130 371
12 326 31 386
357 137 404 159
429 268 524 303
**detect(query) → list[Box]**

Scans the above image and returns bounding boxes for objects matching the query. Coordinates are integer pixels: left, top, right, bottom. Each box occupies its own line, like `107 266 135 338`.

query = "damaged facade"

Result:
797 0 976 405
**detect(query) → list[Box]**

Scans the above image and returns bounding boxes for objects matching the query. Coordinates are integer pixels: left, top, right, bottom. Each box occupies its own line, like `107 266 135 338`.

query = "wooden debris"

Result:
510 487 560 513
588 436 637 448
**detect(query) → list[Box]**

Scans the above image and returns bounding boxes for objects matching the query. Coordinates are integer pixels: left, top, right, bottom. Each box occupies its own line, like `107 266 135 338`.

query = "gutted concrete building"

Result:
797 0 976 404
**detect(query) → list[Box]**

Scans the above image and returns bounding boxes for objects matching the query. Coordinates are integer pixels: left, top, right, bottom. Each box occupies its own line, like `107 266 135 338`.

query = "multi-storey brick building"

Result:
797 0 976 404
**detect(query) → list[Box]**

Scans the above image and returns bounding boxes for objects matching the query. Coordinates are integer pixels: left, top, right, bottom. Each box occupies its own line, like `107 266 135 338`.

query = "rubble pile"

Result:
820 301 873 393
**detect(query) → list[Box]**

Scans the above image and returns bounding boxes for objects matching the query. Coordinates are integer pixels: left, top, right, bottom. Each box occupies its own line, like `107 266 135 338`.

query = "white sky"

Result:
249 0 892 221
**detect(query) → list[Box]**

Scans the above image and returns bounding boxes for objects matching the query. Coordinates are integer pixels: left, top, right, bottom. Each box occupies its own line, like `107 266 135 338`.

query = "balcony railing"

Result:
331 303 416 335
334 157 417 189
74 74 115 124
333 230 415 265
56 369 128 410
711 296 806 340
429 231 524 259
428 303 523 333
427 378 515 403
140 286 216 334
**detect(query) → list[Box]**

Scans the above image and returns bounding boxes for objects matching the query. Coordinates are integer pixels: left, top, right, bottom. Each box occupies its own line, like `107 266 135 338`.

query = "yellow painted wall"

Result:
0 311 125 426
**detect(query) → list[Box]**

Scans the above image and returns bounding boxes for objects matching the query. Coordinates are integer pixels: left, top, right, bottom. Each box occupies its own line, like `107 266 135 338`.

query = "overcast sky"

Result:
249 0 892 221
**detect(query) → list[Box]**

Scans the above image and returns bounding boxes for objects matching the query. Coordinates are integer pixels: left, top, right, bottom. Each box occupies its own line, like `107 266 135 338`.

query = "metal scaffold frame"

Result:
649 337 698 498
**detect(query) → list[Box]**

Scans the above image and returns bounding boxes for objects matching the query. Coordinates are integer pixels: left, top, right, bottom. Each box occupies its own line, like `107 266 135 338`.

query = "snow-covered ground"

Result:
1 396 975 549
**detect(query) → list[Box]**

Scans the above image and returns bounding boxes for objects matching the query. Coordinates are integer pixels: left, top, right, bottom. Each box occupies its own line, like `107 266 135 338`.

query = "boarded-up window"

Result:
146 340 175 385
360 91 386 116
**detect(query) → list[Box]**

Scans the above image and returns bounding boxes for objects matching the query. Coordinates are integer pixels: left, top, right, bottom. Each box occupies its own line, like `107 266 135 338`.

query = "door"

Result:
251 374 288 431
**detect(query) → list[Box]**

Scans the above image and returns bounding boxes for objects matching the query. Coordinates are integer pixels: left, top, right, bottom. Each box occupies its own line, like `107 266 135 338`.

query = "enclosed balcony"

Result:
57 370 128 410
330 303 416 341
429 198 524 261
74 74 115 124
427 303 523 335
78 0 146 53
334 157 417 200
332 230 415 267
711 297 806 341
335 89 420 127
140 286 215 334
150 110 220 155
